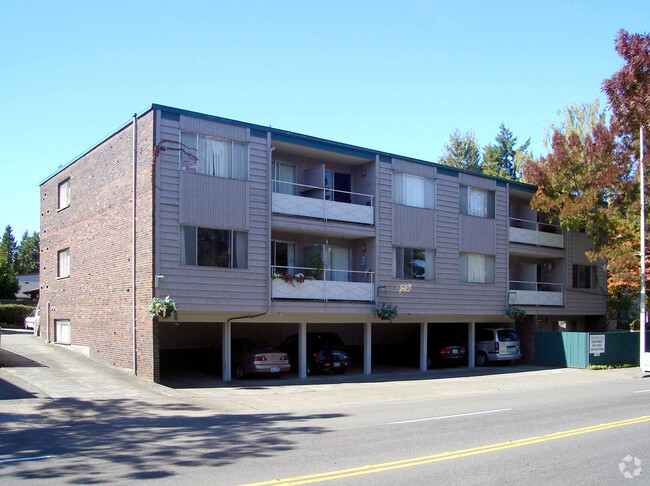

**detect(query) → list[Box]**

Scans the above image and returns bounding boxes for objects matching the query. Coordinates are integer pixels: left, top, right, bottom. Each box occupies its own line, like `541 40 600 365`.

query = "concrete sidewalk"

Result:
2 327 646 416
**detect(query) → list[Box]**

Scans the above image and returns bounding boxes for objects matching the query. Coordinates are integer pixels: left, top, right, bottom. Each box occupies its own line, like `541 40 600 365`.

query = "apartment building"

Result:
38 105 607 382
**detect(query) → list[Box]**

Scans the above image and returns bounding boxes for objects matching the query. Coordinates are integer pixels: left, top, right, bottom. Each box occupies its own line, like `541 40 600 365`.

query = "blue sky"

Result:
1 1 648 240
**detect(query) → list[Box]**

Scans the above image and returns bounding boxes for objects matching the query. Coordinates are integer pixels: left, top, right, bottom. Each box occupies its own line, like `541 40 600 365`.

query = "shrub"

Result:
0 304 36 327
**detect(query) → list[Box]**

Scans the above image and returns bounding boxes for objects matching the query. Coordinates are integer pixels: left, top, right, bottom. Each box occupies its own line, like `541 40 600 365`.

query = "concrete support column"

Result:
468 322 476 368
364 322 372 375
222 321 232 382
420 322 428 371
299 322 307 379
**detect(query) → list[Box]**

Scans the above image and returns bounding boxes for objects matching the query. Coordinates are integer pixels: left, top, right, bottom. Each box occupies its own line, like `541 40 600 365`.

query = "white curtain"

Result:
233 231 248 269
468 187 488 217
467 254 487 283
232 142 248 180
274 162 295 194
403 174 425 208
325 246 349 281
201 137 230 177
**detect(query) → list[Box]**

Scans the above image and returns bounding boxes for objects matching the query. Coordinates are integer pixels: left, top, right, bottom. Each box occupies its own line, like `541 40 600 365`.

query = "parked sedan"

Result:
231 338 290 379
280 332 351 375
430 342 467 366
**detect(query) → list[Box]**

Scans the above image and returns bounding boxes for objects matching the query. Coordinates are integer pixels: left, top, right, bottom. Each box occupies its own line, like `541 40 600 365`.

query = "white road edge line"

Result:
389 408 512 425
0 455 61 464
633 389 650 394
333 408 512 431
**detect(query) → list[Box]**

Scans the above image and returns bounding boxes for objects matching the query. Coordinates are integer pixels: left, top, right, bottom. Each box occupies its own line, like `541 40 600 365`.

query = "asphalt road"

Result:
1 329 649 485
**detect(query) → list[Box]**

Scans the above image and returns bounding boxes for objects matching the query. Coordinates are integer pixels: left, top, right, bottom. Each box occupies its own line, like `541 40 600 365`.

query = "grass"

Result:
588 363 637 370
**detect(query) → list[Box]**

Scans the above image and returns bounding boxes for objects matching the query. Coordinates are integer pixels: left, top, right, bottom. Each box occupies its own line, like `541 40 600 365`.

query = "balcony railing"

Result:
272 181 374 225
508 281 564 306
271 265 374 301
509 218 563 248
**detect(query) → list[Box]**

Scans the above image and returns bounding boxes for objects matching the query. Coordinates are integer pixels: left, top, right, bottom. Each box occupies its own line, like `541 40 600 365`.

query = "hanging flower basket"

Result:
373 304 398 321
150 296 178 320
505 307 526 321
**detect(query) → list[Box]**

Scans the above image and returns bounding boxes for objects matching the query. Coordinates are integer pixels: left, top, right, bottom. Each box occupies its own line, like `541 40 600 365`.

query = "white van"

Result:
475 328 521 366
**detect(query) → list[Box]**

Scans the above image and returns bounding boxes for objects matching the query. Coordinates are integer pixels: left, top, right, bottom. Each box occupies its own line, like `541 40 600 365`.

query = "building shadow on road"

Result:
0 397 344 483
0 348 46 369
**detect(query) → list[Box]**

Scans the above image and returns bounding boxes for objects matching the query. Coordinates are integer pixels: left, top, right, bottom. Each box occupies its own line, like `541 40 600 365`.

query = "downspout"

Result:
132 114 138 376
268 143 275 311
45 301 51 343
223 141 275 382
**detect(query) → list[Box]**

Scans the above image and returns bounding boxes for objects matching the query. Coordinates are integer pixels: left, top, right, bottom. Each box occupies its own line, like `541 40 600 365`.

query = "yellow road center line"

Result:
236 415 650 486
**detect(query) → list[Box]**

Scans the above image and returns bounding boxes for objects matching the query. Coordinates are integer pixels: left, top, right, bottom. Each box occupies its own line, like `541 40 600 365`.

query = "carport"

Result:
220 320 483 382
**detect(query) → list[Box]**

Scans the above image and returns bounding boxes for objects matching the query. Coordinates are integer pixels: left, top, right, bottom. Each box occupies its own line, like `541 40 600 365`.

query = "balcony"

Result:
271 266 374 302
508 281 564 307
272 181 374 225
509 218 563 248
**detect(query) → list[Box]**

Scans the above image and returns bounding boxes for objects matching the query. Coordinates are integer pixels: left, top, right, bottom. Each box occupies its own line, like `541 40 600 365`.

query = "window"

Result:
57 249 70 278
272 161 296 195
460 185 495 218
181 226 248 268
395 247 435 280
58 179 70 210
573 265 598 289
55 319 71 344
393 173 435 209
460 253 495 283
272 240 296 274
180 132 248 180
324 171 352 203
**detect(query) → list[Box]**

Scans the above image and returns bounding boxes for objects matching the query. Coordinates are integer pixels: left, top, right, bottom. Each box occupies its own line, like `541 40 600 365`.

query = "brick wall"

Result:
39 110 158 381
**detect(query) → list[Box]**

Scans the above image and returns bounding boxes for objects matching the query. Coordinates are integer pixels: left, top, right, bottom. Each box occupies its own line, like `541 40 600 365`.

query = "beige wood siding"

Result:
154 112 269 313
393 205 436 249
459 215 496 254
179 172 248 230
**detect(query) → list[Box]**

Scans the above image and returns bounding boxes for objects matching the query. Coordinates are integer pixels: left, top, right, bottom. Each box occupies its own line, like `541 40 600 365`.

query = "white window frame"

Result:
179 131 249 180
57 248 70 278
55 319 71 344
58 178 70 210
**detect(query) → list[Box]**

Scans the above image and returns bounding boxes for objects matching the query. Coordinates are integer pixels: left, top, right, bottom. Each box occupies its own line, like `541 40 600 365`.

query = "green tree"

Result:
482 123 530 180
543 97 608 150
16 231 40 275
0 225 17 270
438 130 483 173
0 253 19 299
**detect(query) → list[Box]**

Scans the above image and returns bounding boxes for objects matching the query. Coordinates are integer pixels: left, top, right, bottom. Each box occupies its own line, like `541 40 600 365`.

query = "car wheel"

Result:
234 364 246 380
476 352 489 367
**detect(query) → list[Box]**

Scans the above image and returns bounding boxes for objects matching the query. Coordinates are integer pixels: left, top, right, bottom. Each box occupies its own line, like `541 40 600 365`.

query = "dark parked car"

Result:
231 338 290 379
396 333 467 368
280 332 351 375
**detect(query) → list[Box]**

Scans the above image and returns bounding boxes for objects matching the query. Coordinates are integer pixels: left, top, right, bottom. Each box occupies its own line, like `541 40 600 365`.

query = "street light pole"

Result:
641 125 647 367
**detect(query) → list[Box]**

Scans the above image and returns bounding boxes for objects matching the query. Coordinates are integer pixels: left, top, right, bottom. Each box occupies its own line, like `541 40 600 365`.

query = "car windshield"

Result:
497 330 519 342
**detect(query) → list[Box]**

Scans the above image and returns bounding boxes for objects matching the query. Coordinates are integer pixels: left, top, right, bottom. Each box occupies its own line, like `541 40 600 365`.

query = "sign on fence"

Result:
589 334 606 356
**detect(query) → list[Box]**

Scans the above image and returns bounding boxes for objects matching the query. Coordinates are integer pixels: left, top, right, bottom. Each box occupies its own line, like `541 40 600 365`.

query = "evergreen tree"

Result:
16 231 40 275
482 123 530 180
0 253 19 299
0 225 17 270
438 130 482 173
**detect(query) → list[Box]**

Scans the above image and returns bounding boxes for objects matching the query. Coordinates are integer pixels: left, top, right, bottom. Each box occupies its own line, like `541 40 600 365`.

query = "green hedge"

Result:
0 304 36 327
